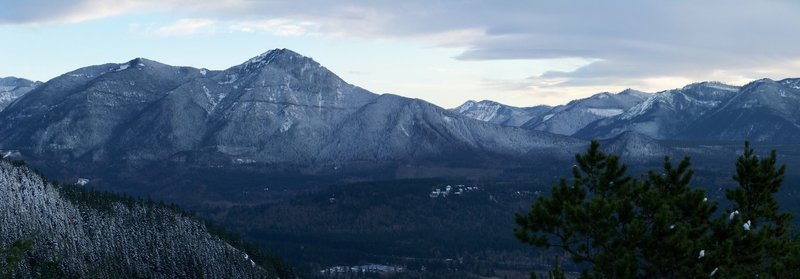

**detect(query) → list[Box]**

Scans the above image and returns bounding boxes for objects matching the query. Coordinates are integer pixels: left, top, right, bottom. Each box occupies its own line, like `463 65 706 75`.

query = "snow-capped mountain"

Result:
521 89 650 135
0 76 41 111
576 82 740 140
451 100 551 127
681 78 800 142
0 49 584 170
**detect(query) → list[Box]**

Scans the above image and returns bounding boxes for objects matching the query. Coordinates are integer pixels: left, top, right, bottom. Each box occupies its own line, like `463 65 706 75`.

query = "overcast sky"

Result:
2 0 800 107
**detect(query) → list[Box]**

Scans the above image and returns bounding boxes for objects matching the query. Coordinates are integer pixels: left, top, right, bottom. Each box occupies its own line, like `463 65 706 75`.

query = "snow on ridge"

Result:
703 83 738 92
219 74 238 85
457 101 502 122
586 108 623 117
454 100 477 113
115 64 130 72
620 94 659 120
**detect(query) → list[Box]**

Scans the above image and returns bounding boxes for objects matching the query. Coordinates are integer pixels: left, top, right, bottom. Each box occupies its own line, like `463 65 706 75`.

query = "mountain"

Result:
681 78 800 142
0 49 585 206
521 89 650 136
600 131 673 161
0 158 292 278
0 76 41 111
451 100 551 127
576 82 740 140
0 49 581 168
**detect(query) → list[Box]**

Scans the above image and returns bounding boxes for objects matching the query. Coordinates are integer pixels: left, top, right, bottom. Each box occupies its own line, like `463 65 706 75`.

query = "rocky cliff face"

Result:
0 159 280 278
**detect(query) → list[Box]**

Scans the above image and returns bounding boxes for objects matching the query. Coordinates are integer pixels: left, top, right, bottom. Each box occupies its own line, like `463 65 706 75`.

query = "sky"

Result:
2 1 800 108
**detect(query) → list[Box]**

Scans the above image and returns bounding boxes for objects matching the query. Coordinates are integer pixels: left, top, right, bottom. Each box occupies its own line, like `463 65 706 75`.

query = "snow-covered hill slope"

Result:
0 159 280 278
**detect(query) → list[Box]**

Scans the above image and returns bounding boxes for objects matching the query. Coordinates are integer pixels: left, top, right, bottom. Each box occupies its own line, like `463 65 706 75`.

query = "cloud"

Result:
151 18 217 37
0 0 156 25
4 0 800 94
228 19 316 36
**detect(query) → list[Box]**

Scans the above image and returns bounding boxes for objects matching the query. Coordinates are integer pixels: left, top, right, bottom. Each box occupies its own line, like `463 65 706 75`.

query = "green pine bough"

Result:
515 141 800 279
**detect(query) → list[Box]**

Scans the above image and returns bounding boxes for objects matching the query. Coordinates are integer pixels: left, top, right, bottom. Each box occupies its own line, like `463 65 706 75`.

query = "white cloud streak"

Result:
151 18 217 37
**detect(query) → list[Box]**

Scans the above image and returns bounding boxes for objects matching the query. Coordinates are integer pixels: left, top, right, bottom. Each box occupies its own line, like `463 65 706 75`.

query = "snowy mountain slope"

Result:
0 76 41 111
0 159 280 278
451 100 551 127
681 78 800 142
521 89 650 136
0 58 204 160
600 131 673 161
0 49 584 170
576 82 740 140
323 94 578 163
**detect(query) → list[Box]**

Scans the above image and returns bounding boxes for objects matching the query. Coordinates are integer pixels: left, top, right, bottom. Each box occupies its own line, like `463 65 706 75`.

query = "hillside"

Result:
0 158 293 278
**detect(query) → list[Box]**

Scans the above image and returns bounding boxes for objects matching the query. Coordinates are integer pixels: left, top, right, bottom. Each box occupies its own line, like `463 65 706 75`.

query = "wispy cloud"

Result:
4 0 800 97
151 18 217 37
228 19 316 36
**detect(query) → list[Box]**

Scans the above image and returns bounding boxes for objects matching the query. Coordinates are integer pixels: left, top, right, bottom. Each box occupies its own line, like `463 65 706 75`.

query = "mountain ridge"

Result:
0 76 41 111
0 49 586 206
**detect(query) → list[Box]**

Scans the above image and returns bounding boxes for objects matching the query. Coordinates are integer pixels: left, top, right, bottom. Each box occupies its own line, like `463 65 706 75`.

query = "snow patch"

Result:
586 108 623 117
399 125 410 137
280 119 293 133
76 178 90 186
219 74 238 85
1 150 20 159
200 69 208 76
729 210 739 221
115 64 130 72
703 83 738 92
460 101 501 121
233 158 256 164
542 113 555 122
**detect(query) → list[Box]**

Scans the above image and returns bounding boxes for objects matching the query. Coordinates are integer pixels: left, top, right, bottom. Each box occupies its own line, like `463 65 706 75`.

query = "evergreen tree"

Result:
515 141 800 278
710 142 796 277
0 236 34 279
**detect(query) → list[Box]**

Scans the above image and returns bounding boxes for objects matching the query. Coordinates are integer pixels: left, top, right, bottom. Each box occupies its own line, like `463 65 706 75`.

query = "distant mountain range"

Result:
455 79 800 143
2 48 799 205
0 49 581 172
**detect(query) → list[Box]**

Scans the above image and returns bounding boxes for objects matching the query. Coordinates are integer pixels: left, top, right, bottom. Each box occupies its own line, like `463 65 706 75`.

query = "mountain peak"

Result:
248 48 302 62
619 88 649 97
238 48 316 73
680 81 738 92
